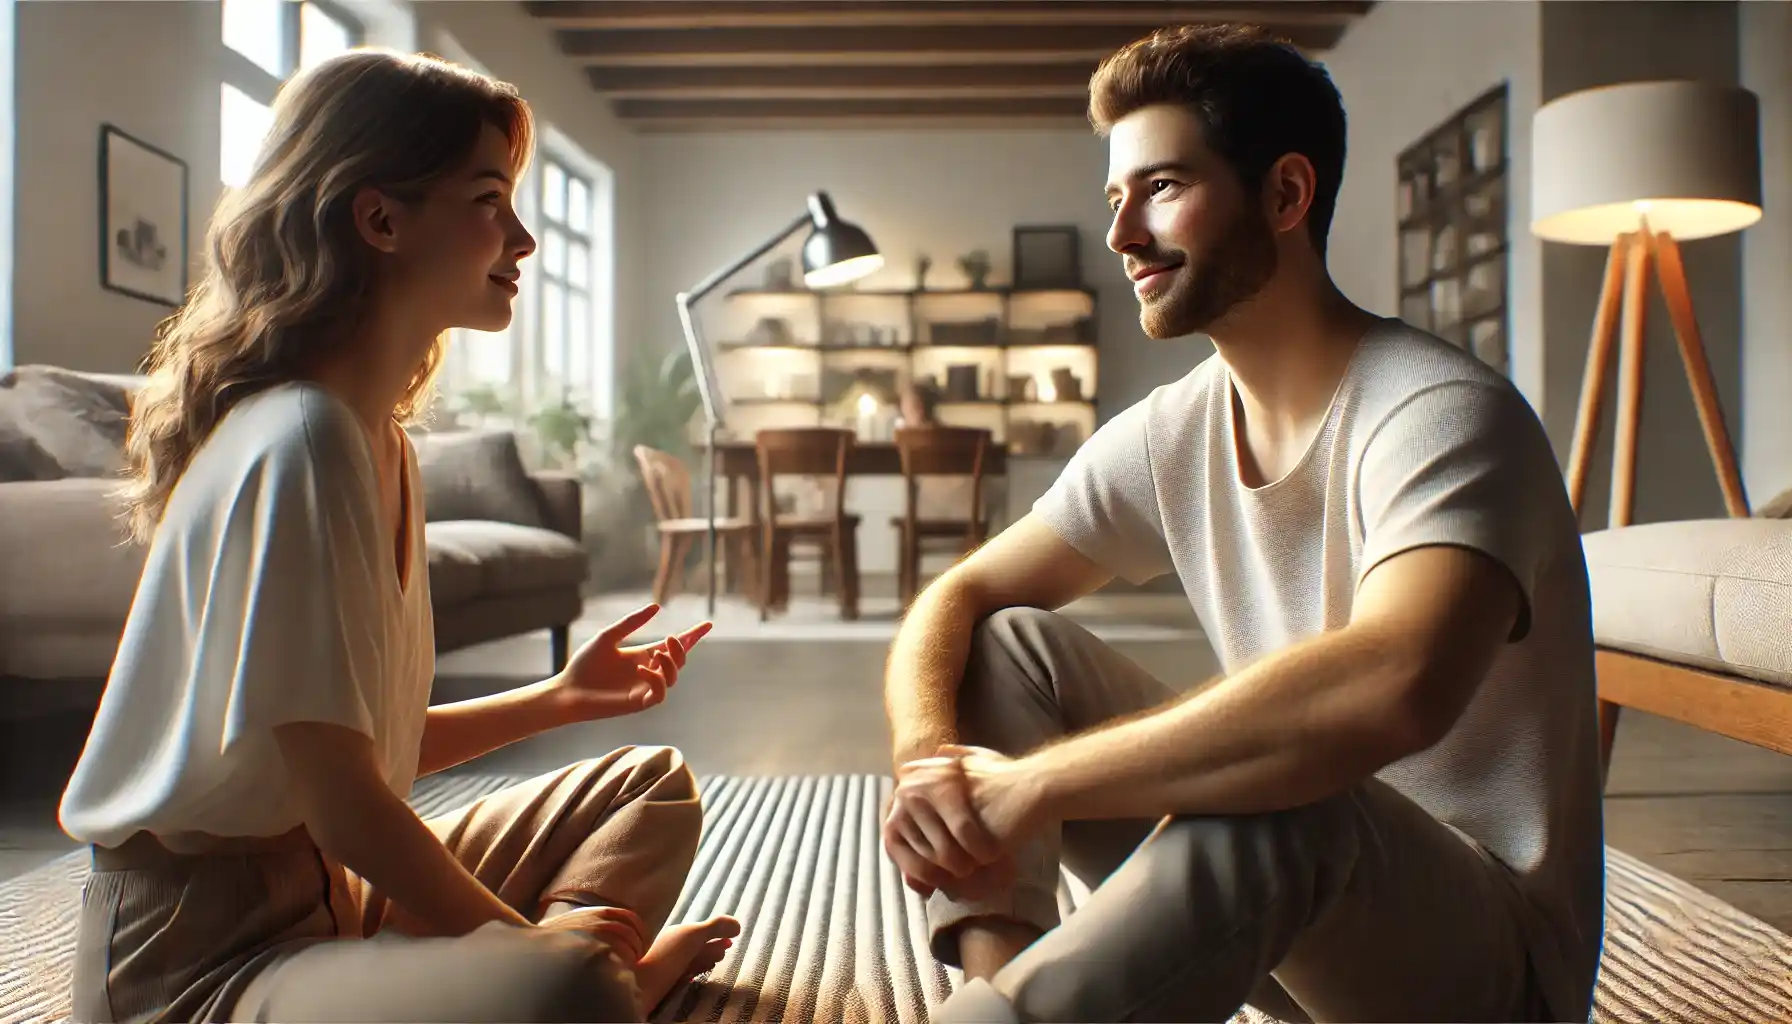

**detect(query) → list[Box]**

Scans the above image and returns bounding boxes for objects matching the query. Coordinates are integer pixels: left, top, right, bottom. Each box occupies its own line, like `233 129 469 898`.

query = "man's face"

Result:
1104 104 1279 340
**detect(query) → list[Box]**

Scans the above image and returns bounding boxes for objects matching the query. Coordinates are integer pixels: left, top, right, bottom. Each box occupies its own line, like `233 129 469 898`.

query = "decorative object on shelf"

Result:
1532 79 1760 527
674 190 882 616
957 249 993 290
764 257 797 291
1012 225 1081 289
1047 368 1083 402
823 366 899 405
1397 85 1509 374
944 364 982 401
747 316 797 346
915 254 933 290
929 317 1001 346
1006 374 1034 402
99 123 189 307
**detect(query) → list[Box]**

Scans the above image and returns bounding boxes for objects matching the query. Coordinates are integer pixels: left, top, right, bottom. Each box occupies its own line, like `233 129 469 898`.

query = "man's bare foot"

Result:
958 918 1043 982
632 915 742 1011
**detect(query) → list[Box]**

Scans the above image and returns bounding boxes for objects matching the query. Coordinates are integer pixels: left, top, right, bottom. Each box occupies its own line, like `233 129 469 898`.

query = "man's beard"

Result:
1137 207 1280 340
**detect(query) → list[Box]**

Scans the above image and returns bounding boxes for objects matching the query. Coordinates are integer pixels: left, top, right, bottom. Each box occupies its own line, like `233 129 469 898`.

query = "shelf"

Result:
725 286 1097 301
729 397 1096 409
1396 83 1511 376
717 341 1099 353
712 280 1101 448
1399 244 1508 297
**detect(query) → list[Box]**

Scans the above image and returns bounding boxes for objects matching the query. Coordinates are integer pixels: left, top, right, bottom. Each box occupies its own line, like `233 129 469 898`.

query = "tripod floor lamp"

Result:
1532 80 1762 529
675 192 883 617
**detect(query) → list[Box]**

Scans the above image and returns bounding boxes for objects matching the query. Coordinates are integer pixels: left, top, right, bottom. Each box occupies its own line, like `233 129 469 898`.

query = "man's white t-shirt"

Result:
1033 320 1604 1024
59 383 435 848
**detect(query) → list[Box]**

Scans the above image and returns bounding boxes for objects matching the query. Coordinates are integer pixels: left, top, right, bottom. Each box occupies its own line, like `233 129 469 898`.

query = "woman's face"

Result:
373 122 536 335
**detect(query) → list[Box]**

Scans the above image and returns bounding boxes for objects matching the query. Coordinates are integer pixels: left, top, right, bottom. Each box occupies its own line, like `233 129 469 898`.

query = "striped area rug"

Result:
4 773 1789 1024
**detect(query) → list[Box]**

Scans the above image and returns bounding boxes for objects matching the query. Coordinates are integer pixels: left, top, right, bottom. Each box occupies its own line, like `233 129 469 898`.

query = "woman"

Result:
58 49 737 1023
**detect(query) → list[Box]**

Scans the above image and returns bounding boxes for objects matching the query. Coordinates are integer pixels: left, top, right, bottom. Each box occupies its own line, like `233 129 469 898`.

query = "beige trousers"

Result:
927 609 1558 1024
71 745 704 1024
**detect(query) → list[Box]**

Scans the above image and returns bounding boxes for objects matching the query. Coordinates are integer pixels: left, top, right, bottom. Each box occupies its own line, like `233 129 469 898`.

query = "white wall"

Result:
1321 0 1545 407
12 0 222 372
1742 0 1792 506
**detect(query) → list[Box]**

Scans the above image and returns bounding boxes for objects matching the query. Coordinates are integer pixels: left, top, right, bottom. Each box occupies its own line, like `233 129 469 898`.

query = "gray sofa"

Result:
0 365 587 694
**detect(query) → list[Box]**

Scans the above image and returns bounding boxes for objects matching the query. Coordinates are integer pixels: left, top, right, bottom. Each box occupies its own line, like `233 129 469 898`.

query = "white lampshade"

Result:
1531 80 1762 245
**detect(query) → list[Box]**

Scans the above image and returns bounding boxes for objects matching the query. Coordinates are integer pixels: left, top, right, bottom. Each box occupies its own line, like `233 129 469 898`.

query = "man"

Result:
880 23 1604 1024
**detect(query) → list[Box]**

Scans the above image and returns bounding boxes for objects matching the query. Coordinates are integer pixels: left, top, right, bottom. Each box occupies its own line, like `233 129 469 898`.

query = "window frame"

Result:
220 0 364 184
534 154 598 404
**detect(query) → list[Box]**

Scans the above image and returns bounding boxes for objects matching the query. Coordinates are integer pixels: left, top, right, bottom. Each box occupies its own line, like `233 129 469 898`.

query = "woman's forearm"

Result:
315 776 531 936
275 720 529 936
417 678 573 776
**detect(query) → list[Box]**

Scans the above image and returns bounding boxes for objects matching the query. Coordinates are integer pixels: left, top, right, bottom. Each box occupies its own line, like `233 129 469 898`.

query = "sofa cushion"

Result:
411 429 547 529
0 366 135 482
1581 518 1792 689
425 539 488 606
426 520 587 601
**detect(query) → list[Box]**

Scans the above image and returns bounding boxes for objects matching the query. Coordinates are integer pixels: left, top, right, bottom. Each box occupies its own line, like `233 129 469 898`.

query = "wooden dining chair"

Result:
754 427 861 621
892 425 993 607
632 445 760 607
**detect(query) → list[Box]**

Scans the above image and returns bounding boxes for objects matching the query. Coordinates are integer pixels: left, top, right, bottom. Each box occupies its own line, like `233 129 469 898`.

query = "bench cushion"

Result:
1581 518 1792 689
3 773 1789 1023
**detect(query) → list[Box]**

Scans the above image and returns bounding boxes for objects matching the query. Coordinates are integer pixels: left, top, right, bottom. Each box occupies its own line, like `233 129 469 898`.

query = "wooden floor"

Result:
4 586 1790 934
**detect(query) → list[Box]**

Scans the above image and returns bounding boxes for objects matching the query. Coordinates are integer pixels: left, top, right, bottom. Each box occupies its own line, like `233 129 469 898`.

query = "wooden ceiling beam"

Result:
525 1 1373 30
556 22 1345 66
586 62 1097 99
611 95 1092 121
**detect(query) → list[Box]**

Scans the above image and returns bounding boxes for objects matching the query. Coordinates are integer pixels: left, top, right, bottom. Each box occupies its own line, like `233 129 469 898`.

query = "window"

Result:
220 0 362 187
537 157 596 403
442 139 615 427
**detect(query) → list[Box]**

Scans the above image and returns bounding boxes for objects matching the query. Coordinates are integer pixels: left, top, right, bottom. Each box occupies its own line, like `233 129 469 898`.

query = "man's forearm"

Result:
418 678 574 776
885 578 987 765
1026 625 1433 822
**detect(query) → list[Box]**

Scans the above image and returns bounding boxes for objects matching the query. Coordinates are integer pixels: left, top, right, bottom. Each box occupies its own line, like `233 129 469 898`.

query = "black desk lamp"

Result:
675 192 883 617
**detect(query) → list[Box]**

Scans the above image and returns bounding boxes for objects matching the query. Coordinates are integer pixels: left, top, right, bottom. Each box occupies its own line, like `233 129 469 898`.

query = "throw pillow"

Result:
411 428 548 528
0 366 135 479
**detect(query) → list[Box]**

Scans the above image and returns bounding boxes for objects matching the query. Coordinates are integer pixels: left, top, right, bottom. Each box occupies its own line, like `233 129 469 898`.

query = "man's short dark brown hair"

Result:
1089 24 1348 257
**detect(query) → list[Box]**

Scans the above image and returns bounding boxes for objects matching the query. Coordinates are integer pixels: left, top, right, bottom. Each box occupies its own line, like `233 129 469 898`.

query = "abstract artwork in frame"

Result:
99 124 189 307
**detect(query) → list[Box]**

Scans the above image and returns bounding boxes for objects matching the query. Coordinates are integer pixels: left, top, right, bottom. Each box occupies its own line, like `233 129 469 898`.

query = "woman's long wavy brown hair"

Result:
118 48 534 544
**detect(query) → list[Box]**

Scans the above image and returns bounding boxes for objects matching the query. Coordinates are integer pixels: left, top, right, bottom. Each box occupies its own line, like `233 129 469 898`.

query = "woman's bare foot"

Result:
632 915 741 1011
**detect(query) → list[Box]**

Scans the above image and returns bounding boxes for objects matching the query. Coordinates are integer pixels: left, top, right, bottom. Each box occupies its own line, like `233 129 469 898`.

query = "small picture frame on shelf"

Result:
1012 225 1081 290
99 124 189 307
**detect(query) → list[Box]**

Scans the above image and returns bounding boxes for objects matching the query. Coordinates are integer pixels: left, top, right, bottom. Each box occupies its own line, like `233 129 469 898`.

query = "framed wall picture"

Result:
1011 225 1081 289
99 124 189 307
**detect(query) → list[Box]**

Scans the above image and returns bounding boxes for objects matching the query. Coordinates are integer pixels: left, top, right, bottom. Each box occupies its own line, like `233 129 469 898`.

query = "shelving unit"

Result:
705 285 1100 456
1397 84 1510 375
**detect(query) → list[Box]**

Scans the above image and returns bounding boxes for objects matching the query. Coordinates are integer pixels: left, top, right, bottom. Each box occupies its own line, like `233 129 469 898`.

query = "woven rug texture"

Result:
2 772 1789 1023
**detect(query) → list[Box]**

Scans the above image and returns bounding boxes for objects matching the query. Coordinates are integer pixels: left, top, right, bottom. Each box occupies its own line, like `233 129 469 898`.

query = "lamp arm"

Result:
680 210 814 305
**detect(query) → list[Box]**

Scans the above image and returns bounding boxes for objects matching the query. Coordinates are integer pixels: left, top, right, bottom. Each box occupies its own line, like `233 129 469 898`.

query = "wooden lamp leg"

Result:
1646 231 1753 517
1566 234 1631 518
1608 232 1653 530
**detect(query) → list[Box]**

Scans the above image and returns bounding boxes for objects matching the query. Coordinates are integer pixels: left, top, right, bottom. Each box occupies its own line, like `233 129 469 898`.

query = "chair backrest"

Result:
895 425 990 527
754 427 854 523
633 445 692 522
